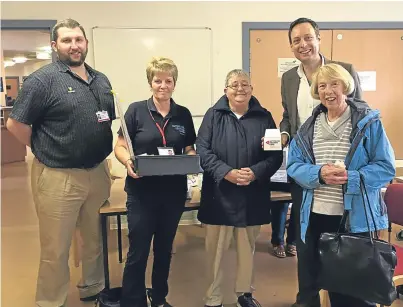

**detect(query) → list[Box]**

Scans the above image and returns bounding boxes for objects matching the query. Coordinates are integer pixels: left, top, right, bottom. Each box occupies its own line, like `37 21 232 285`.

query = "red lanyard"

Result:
148 110 169 147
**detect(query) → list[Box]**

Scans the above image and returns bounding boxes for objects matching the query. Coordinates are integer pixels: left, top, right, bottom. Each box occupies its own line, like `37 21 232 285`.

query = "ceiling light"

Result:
142 38 156 50
13 56 28 63
36 52 51 60
4 61 15 67
38 46 52 52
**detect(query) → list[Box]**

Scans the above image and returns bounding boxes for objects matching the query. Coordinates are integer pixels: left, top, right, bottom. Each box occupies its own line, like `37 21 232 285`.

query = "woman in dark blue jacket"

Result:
196 69 283 307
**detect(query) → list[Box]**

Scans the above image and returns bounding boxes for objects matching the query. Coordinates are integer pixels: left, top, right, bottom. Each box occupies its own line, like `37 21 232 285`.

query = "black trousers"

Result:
290 183 319 305
120 192 185 307
295 202 376 307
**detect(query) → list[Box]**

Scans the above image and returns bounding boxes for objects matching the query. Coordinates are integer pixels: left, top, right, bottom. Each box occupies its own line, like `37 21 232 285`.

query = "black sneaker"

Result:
79 293 99 301
237 293 262 307
146 288 173 307
291 302 321 307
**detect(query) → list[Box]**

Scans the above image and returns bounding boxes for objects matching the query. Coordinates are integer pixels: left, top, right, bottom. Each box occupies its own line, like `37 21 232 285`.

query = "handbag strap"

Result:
336 204 348 234
360 174 379 239
359 178 374 244
337 173 378 243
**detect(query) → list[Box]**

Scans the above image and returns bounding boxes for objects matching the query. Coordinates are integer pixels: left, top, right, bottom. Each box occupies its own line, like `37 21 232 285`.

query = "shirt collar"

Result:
147 96 178 117
55 60 96 81
297 53 325 78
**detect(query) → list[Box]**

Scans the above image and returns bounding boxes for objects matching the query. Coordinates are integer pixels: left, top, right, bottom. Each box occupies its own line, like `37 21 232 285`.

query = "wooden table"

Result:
395 176 403 183
1 127 27 164
99 180 292 289
1 107 27 165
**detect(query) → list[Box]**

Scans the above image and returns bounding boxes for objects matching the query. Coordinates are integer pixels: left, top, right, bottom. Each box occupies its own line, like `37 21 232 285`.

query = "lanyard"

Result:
148 109 170 147
69 69 102 111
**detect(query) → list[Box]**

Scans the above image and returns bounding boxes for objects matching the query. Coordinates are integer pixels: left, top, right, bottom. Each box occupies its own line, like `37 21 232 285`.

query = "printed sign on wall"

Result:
278 58 300 77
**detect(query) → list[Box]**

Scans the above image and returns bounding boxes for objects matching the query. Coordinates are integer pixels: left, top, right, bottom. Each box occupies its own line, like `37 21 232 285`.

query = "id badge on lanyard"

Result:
148 109 174 155
96 110 110 122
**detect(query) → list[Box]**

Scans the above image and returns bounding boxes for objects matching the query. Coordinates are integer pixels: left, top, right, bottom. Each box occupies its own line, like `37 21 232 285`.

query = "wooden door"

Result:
250 29 332 126
331 30 403 158
5 77 19 99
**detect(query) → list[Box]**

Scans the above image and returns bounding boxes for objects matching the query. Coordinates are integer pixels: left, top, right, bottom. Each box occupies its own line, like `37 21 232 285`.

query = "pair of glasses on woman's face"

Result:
226 83 251 91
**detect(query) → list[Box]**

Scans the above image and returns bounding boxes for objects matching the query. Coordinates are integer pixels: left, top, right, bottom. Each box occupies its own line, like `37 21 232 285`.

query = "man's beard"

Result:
57 49 88 67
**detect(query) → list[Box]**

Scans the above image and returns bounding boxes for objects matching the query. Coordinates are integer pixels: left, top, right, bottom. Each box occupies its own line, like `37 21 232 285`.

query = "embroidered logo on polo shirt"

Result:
68 87 75 93
172 124 185 135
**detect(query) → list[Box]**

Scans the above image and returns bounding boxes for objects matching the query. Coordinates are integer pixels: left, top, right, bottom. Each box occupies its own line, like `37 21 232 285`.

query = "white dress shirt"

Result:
280 56 324 141
295 57 323 129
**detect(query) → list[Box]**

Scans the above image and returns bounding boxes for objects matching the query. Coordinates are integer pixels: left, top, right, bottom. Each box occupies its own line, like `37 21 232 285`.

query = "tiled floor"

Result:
2 152 403 306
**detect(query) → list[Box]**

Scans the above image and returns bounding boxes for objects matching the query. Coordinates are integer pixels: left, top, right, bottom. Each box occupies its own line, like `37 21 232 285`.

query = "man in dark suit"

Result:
280 18 362 307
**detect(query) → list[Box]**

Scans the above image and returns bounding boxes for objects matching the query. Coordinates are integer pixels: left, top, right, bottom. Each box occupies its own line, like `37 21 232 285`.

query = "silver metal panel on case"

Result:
112 91 135 160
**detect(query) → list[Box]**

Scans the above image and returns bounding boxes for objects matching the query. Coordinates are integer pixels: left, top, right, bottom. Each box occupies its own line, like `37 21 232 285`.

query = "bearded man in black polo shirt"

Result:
7 18 115 307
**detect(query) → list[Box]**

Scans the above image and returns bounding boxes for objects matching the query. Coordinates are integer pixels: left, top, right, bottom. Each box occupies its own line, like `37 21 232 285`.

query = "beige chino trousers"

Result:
204 225 261 306
31 158 111 307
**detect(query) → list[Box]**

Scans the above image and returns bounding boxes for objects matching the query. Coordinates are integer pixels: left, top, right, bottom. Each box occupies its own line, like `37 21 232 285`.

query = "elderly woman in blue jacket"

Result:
287 63 395 307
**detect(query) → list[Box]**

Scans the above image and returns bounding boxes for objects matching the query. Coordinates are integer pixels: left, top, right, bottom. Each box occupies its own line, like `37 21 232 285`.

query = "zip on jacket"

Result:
293 98 377 171
292 98 379 223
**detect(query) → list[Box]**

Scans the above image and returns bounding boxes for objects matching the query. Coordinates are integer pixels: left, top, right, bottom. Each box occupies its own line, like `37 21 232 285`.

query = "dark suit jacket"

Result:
279 57 362 139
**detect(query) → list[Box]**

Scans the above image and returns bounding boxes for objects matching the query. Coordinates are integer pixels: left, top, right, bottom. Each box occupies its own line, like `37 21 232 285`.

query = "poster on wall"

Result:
278 58 300 77
357 71 376 91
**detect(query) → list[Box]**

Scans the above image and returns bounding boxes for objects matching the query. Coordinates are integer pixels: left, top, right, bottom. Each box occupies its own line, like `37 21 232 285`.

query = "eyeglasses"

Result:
226 83 252 91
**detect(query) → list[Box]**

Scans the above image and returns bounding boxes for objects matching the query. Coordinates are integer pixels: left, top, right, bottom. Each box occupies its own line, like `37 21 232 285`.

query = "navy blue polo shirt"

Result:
118 97 196 198
10 60 116 169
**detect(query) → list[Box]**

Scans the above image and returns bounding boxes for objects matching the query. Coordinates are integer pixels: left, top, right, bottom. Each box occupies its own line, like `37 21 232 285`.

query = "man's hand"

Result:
126 159 141 179
281 134 289 148
320 164 347 185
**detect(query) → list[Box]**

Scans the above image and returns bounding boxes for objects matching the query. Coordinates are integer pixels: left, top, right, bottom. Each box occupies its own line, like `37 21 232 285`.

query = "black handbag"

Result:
317 175 398 306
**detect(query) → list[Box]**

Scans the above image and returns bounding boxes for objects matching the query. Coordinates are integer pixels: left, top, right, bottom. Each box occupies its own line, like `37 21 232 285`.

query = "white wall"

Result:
5 60 52 83
3 1 403 101
3 1 403 172
1 49 6 106
23 60 51 76
5 65 24 79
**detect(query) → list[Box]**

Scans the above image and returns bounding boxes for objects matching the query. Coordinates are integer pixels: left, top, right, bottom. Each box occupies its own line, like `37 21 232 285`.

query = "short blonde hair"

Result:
225 69 250 87
311 63 355 100
146 56 178 86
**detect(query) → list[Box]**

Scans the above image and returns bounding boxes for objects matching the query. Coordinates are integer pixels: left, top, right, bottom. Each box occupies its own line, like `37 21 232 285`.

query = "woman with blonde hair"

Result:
115 57 196 307
287 63 395 307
